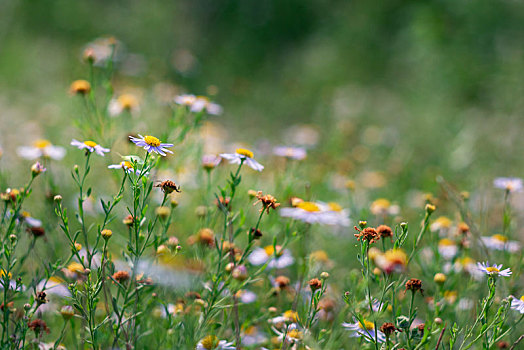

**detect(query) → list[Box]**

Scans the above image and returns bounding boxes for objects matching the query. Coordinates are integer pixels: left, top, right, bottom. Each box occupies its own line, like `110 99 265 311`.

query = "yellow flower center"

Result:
460 257 474 266
287 329 303 339
439 238 455 246
360 319 375 330
434 216 452 228
200 335 218 349
492 234 508 243
67 262 85 274
48 276 65 286
0 270 12 279
264 245 283 257
34 139 51 149
311 250 329 262
297 201 321 212
84 141 97 148
328 202 343 212
520 296 524 302
144 135 161 147
118 94 138 109
235 148 254 158
283 310 298 322
123 161 134 169
486 267 500 274
372 198 391 209
384 249 407 265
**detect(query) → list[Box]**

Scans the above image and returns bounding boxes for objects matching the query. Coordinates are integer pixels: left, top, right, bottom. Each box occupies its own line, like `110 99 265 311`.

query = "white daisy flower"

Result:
438 238 458 260
108 161 146 175
480 234 520 253
196 335 235 350
235 289 257 304
175 94 222 115
70 139 110 156
510 295 524 314
129 134 173 156
17 139 66 160
220 148 263 172
20 211 42 227
241 326 267 346
430 216 453 236
268 310 299 325
108 94 140 116
342 318 386 343
248 245 294 269
274 324 303 343
273 146 307 160
493 177 523 193
280 201 350 226
477 262 512 277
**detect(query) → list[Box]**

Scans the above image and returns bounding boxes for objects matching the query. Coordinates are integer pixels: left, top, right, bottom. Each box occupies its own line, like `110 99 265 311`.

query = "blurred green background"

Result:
1 0 523 190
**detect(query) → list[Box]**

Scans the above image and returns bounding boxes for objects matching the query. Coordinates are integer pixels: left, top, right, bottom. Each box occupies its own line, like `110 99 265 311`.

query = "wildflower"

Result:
477 262 512 277
108 93 139 116
274 275 291 290
248 245 294 269
188 228 215 247
354 226 380 244
129 134 173 156
108 161 143 174
196 335 235 350
254 191 280 214
370 198 398 216
201 154 221 170
101 229 112 240
276 326 303 343
269 310 299 325
122 214 135 227
342 318 386 343
70 139 110 156
379 322 398 337
480 234 520 253
430 216 453 234
308 278 322 291
82 37 123 66
60 305 75 320
376 225 393 239
31 162 46 176
280 201 349 226
27 319 50 335
156 206 170 219
154 180 181 194
273 146 307 160
241 326 267 346
112 270 130 283
220 148 264 171
249 227 263 239
434 273 446 284
175 94 223 115
375 249 407 274
235 289 257 304
510 295 524 314
232 265 248 281
438 238 458 259
69 80 91 95
27 226 46 238
405 278 424 294
37 277 70 297
493 177 523 192
35 291 47 305
17 139 66 160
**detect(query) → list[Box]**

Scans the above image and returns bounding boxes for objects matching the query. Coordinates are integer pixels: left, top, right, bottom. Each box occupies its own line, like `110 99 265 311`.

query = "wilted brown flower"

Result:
155 180 181 194
354 226 380 244
405 278 424 295
112 271 130 283
70 80 91 95
28 319 50 335
28 226 45 238
380 322 398 337
275 275 291 289
254 191 280 214
35 291 47 305
308 278 322 291
250 227 263 240
376 225 393 239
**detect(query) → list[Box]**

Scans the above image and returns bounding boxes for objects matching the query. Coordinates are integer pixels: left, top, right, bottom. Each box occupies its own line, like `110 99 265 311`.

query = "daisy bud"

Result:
247 189 258 198
232 265 248 281
170 198 178 208
320 271 330 280
434 317 443 325
24 304 31 312
156 245 169 255
73 164 79 174
54 195 62 202
225 262 235 272
166 236 179 249
9 234 17 244
400 222 408 229
84 268 91 276
31 162 46 177
101 229 112 240
425 204 436 214
83 48 96 63
70 80 91 95
373 267 382 276
434 273 446 284
156 206 170 219
268 306 278 314
73 242 82 252
358 220 367 229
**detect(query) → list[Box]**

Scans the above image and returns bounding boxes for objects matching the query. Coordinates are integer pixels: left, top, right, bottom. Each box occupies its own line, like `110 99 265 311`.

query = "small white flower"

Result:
17 139 66 160
37 277 71 298
438 238 458 260
108 94 140 116
477 262 512 277
175 94 222 115
235 289 257 304
493 177 523 193
280 201 350 226
273 146 307 160
248 246 294 269
510 295 524 314
196 335 235 350
70 139 110 156
220 148 263 172
108 161 146 175
129 134 173 156
342 319 386 343
480 234 520 253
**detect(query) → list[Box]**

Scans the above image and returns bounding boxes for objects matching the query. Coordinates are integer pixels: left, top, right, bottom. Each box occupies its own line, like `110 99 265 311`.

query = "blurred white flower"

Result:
273 146 307 160
480 234 520 253
493 177 523 193
17 139 66 160
249 246 294 269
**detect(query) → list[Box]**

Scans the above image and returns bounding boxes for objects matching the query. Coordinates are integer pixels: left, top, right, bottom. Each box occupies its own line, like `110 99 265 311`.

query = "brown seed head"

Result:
155 180 181 194
354 226 380 244
275 275 291 289
376 225 393 238
254 191 280 214
380 322 397 337
112 271 130 283
308 278 322 291
405 278 424 295
27 319 50 335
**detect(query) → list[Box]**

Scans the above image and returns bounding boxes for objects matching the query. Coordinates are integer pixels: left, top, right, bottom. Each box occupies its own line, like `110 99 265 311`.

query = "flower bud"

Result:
320 271 330 280
101 229 112 240
54 195 62 202
60 305 75 320
434 273 446 284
